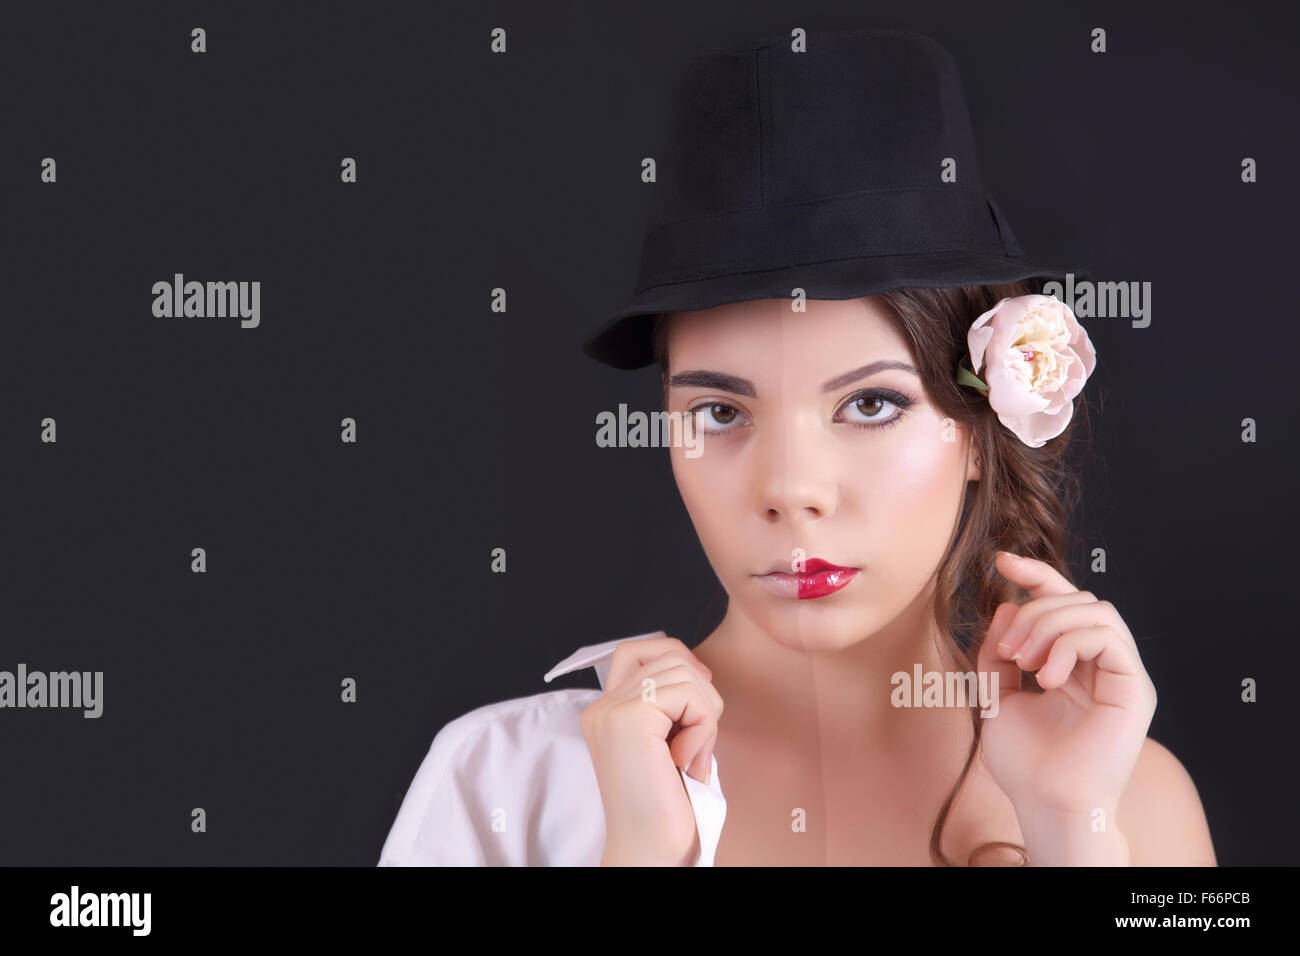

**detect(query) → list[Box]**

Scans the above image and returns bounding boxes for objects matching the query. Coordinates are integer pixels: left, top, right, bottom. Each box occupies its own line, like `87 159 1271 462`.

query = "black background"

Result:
1 0 1296 866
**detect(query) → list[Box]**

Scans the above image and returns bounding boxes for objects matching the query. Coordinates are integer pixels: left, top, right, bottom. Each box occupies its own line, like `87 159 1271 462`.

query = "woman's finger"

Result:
681 722 719 784
605 636 712 692
994 551 1079 600
995 590 1097 658
976 601 1024 700
670 721 714 777
1008 603 1112 672
621 678 720 777
626 662 723 716
1037 626 1155 714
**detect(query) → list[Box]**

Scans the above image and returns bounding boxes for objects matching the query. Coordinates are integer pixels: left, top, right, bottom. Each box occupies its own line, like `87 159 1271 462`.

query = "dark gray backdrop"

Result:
2 0 1296 865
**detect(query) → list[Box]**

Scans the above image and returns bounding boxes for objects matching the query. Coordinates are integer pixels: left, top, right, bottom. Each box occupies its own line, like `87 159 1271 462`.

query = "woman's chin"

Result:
743 592 890 652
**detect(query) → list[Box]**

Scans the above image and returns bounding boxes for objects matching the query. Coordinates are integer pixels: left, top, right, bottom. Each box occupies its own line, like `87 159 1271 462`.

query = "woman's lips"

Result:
754 558 859 600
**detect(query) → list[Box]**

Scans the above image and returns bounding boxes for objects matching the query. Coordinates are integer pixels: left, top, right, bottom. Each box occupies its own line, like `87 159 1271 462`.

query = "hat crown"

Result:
647 29 987 231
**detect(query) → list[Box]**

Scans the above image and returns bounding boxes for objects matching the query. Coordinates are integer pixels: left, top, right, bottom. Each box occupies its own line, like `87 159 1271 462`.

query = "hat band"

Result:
635 186 1019 290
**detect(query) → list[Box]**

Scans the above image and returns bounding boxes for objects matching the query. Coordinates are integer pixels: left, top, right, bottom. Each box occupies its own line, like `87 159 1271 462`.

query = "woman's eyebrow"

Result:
666 370 756 397
821 360 919 391
667 359 918 398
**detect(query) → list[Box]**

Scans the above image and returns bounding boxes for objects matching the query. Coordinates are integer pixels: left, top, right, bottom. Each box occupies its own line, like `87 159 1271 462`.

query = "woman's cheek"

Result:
868 422 969 572
671 445 744 585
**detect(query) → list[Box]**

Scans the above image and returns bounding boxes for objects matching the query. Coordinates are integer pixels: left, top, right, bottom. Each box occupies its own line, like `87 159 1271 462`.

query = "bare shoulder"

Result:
1117 736 1217 866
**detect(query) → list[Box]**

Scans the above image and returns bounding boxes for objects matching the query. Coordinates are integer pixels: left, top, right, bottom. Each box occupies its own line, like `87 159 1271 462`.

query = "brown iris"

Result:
854 396 885 416
707 404 737 424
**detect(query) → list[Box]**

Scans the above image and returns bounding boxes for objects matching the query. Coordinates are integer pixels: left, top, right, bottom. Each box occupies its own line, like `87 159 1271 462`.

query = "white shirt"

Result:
378 631 727 866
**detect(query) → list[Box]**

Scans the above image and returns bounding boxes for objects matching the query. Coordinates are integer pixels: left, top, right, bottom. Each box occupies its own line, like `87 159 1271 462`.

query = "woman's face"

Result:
666 296 979 652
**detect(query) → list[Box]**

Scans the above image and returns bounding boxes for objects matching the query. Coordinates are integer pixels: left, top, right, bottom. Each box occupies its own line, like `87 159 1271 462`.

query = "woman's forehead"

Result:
665 297 915 376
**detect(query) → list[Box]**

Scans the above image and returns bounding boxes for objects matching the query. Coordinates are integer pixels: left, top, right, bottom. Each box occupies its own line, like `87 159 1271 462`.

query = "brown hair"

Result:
651 280 1093 866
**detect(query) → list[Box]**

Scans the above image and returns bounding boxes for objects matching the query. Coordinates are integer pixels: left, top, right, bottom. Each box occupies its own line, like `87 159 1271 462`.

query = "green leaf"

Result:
956 356 989 395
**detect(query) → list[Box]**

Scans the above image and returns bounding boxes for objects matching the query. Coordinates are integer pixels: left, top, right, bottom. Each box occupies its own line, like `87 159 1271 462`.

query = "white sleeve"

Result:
379 699 726 867
378 721 489 866
681 752 727 867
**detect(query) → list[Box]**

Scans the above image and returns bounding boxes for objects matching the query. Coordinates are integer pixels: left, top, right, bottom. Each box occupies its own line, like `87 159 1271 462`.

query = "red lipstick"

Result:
755 557 859 600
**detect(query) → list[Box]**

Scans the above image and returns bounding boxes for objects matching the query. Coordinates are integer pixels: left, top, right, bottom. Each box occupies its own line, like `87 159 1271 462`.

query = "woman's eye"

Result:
836 391 905 426
687 391 912 434
690 403 745 432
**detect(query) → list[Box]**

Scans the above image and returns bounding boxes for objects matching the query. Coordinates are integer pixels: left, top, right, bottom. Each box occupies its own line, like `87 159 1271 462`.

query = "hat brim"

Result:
582 253 1091 370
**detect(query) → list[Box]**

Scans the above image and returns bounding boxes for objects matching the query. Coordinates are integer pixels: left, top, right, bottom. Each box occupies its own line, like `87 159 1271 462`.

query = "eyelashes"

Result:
836 388 916 430
686 388 918 437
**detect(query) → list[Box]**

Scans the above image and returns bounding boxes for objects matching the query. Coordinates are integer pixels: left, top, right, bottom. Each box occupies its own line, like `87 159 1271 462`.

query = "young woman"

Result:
379 27 1216 866
581 286 1215 866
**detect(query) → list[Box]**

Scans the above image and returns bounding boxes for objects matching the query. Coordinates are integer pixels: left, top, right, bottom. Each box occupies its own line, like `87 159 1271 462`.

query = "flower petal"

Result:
967 325 996 375
985 359 1049 417
966 298 1009 373
1015 400 1075 446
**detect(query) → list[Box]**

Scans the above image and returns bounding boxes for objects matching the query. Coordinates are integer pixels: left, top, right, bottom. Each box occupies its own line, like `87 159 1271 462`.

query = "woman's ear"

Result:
965 437 982 483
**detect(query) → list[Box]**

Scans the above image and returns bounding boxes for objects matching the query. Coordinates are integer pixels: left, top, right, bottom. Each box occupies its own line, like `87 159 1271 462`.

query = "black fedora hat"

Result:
582 27 1089 370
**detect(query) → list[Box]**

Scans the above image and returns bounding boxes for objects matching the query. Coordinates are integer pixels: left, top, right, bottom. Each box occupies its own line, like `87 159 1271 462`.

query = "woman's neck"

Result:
691 581 970 754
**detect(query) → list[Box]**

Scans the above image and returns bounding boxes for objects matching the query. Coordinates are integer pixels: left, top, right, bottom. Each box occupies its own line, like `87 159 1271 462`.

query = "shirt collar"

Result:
543 631 666 692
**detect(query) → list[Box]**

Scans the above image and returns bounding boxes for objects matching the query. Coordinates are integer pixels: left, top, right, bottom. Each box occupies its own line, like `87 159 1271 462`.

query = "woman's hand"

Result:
579 635 724 866
976 551 1157 864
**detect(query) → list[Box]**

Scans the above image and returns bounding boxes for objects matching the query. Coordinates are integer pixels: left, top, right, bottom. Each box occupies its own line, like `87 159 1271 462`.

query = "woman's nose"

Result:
754 411 839 523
